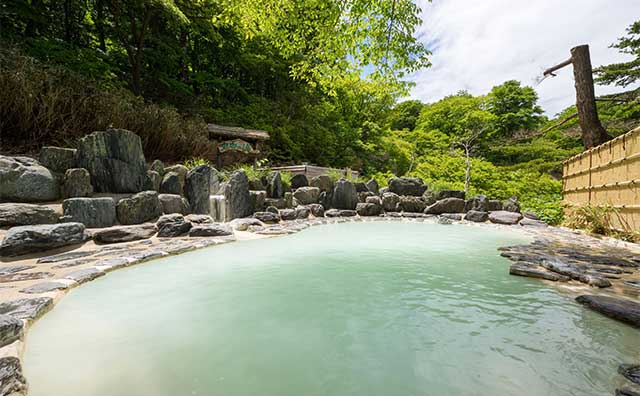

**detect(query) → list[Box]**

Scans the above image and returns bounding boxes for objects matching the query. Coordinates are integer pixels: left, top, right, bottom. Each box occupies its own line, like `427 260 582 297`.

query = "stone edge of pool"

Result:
1 215 639 396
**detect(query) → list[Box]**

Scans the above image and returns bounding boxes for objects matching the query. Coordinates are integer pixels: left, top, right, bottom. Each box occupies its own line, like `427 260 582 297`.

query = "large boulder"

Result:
185 165 211 215
39 146 77 174
93 224 157 243
319 191 332 209
158 194 190 214
0 356 27 395
0 156 59 202
435 190 465 200
382 192 400 212
488 210 523 225
358 191 374 203
464 210 488 222
331 179 358 210
62 168 93 198
365 179 379 195
388 177 427 196
308 203 325 217
62 197 116 228
189 224 233 237
0 314 23 348
356 202 382 216
310 175 333 193
295 206 310 219
397 196 427 213
253 211 280 223
503 197 521 213
293 187 320 205
164 164 188 187
250 190 267 213
147 170 161 191
465 195 488 212
0 203 58 226
116 191 162 225
290 174 309 189
266 171 285 199
576 295 640 328
424 198 466 214
160 172 183 195
0 223 87 256
355 182 368 193
76 129 150 193
156 214 192 237
149 160 165 176
279 209 297 221
224 169 252 220
488 200 503 211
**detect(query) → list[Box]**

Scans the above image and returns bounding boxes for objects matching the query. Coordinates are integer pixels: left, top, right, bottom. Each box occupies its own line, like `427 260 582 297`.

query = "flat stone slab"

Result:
509 262 569 282
0 356 27 396
36 250 97 263
0 272 53 283
188 224 233 237
620 364 640 385
0 265 35 275
0 297 53 320
51 258 94 269
488 210 523 225
0 203 58 226
0 222 87 257
576 295 640 328
0 314 23 348
93 224 157 244
64 268 105 284
617 384 640 396
19 281 68 294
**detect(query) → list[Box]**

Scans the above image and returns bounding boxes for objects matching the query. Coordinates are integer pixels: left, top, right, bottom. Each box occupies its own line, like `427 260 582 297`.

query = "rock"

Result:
465 195 488 212
279 209 297 221
379 187 388 195
266 171 285 199
266 206 279 214
185 165 211 215
356 202 382 216
189 224 233 237
157 214 192 237
397 196 427 213
116 191 162 225
358 191 374 203
355 182 368 193
225 169 253 221
293 187 320 205
93 224 157 243
147 170 161 191
503 197 521 213
264 198 287 210
0 357 27 396
291 174 309 189
250 190 266 212
388 177 427 196
295 206 311 219
441 213 462 221
366 196 382 206
424 198 466 214
619 364 640 385
365 179 379 195
19 282 68 294
0 297 53 320
0 266 35 274
0 155 59 202
185 214 213 224
0 203 58 226
519 218 548 227
575 295 640 328
164 164 188 186
253 212 280 223
0 272 53 282
0 223 86 257
436 190 465 200
64 267 105 284
331 179 358 210
523 211 540 220
76 129 150 193
0 314 23 348
158 194 190 215
309 175 333 192
327 209 357 217
249 179 266 191
382 192 400 212
39 146 77 173
160 172 183 195
308 203 324 217
509 262 569 281
488 210 523 225
464 210 488 222
230 218 264 231
488 200 503 211
62 168 94 198
617 385 640 396
62 197 116 228
284 192 294 208
150 159 165 176
37 250 95 263
319 191 332 209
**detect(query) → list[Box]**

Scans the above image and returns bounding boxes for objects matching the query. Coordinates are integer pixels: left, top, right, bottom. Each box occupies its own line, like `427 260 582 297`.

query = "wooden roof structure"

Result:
207 124 270 141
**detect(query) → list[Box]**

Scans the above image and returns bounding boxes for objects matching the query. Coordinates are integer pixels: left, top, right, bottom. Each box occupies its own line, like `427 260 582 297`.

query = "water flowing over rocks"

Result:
0 203 58 227
116 191 162 225
0 223 87 257
63 197 116 228
0 156 59 202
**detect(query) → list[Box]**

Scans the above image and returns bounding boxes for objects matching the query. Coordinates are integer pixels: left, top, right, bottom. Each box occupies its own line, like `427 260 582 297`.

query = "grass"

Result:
563 204 639 242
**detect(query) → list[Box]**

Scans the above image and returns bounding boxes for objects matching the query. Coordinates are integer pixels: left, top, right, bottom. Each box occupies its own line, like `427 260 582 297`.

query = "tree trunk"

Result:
571 45 610 149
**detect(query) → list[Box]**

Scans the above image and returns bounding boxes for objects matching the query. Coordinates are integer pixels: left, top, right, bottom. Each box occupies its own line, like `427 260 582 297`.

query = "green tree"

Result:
595 20 640 87
387 100 423 130
485 80 544 137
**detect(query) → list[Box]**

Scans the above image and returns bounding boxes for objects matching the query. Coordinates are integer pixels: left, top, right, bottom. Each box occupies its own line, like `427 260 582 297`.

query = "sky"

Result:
408 0 640 116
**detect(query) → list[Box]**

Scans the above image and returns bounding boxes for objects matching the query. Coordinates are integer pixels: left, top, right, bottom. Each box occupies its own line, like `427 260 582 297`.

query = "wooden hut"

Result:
207 124 270 169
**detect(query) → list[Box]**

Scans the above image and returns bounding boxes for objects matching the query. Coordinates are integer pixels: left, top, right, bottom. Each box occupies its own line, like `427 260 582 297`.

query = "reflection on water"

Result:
24 222 640 396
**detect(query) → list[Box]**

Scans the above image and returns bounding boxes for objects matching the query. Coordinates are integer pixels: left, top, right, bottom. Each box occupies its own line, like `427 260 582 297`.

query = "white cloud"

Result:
408 0 640 115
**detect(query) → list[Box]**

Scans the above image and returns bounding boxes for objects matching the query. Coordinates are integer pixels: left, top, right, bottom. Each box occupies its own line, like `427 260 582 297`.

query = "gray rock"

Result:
224 169 252 220
250 190 266 212
509 262 569 281
264 198 287 210
0 203 58 226
422 190 437 205
576 295 640 328
358 191 374 203
189 224 233 237
441 213 463 221
465 195 488 212
39 146 77 173
365 196 382 206
150 159 165 176
0 266 35 274
93 224 157 243
164 164 188 187
356 202 382 216
436 189 465 200
0 155 59 202
157 214 192 237
291 174 309 189
308 203 325 217
185 214 213 224
158 194 190 215
284 192 294 208
63 197 116 228
116 191 162 225
503 197 521 213
488 210 523 225
249 179 266 191
185 165 211 214
464 210 488 222
379 187 389 195
424 198 466 214
0 314 23 348
76 129 150 193
295 206 311 219
388 177 427 196
365 179 379 195
20 282 68 294
355 182 368 193
331 179 358 210
382 192 400 212
0 297 53 320
309 175 333 192
523 211 540 220
488 200 503 211
160 171 183 195
62 168 94 198
37 250 95 263
617 385 640 396
397 196 427 213
619 364 640 385
0 357 27 396
0 223 87 257
253 212 280 223
230 218 264 231
293 186 320 205
64 267 105 284
279 209 297 221
266 171 285 199
519 218 548 227
319 191 332 210
147 170 162 191
0 271 53 282
325 209 356 217
266 206 279 214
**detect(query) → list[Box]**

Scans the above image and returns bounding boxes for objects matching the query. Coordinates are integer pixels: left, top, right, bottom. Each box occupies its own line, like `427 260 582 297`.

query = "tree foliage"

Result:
595 20 640 88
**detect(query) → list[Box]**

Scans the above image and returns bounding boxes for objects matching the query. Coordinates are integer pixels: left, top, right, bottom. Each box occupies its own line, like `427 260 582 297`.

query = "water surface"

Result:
24 222 639 396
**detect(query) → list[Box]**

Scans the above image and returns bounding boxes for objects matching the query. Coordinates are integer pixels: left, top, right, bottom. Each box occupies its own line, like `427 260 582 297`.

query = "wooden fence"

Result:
269 165 359 179
562 126 640 231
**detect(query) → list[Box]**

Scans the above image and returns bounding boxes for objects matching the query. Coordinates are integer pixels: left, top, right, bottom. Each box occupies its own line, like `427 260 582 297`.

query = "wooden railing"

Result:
562 126 640 231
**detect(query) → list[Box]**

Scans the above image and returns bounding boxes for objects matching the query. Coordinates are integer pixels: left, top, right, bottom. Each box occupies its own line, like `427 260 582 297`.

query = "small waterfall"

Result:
209 195 226 222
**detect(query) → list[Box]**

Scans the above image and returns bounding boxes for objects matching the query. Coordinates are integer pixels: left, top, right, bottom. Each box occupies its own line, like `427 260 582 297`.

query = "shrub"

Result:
183 158 212 169
563 204 639 242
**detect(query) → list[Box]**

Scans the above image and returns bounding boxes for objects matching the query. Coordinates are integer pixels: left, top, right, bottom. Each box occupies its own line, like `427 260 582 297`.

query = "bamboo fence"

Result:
562 126 640 231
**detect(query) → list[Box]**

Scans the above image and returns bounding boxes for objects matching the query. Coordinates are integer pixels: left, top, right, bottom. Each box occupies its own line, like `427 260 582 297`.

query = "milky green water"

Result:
24 222 640 396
